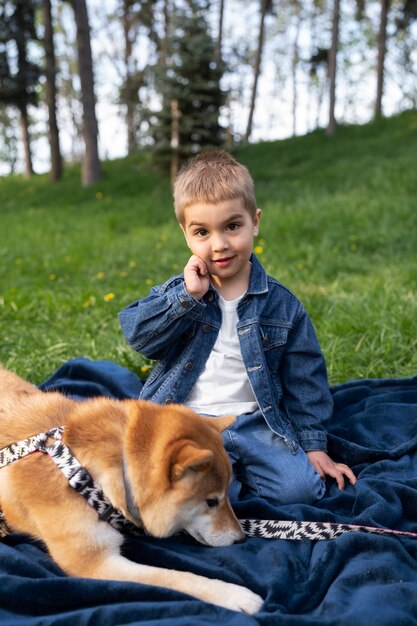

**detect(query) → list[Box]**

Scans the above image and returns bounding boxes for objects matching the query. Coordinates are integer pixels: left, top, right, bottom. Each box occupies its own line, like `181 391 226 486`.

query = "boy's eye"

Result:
227 223 239 231
195 229 208 237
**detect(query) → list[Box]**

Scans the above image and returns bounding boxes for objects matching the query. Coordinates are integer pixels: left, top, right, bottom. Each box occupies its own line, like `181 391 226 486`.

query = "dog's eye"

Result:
206 498 219 508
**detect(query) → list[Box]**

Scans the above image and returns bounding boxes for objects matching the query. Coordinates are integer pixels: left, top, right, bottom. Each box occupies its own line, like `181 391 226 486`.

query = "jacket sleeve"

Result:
118 279 206 360
281 305 333 452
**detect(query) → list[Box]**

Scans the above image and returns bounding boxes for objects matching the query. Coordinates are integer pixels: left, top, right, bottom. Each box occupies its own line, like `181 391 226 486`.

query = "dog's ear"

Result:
171 443 214 481
204 414 236 433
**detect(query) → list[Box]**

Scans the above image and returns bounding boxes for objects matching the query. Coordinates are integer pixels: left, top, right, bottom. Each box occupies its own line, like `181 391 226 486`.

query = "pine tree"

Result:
150 0 225 177
0 0 41 176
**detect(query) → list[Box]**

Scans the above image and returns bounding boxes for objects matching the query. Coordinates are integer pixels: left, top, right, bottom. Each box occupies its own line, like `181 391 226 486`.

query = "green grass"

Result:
1 111 417 385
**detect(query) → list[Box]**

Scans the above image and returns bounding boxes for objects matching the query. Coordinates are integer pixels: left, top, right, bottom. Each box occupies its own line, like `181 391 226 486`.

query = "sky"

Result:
1 0 415 176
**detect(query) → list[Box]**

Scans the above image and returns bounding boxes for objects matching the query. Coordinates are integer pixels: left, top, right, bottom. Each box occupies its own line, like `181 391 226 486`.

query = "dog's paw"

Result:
215 582 263 614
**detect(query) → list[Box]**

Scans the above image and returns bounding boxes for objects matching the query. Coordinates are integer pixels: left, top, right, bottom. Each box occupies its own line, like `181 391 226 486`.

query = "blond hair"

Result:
173 150 257 224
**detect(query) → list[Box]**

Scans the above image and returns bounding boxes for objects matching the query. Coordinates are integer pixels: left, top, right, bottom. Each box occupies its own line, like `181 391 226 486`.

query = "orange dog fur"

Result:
0 366 262 613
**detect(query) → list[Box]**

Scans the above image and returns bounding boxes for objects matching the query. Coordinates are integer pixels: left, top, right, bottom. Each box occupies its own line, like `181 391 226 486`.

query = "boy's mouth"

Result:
212 256 234 268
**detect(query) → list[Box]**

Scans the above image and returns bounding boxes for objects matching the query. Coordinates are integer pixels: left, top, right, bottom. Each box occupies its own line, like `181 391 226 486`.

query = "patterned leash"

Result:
1 429 417 542
239 519 417 541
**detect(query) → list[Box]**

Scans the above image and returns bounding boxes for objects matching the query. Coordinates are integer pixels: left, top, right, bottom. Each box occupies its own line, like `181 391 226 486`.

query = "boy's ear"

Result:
253 208 262 236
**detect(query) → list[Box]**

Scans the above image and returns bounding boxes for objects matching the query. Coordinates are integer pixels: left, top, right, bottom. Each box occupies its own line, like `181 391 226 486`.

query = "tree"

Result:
121 0 140 154
394 0 417 108
244 0 273 142
68 0 101 186
291 0 302 136
0 104 18 173
42 0 62 181
149 0 225 178
375 0 390 118
0 0 41 177
118 0 154 154
215 0 225 64
326 0 340 135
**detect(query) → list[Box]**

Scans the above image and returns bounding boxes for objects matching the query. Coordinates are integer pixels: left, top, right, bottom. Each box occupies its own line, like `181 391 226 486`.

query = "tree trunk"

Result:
244 0 269 142
215 0 224 65
160 0 172 68
375 0 389 119
71 0 101 186
42 0 63 181
122 0 137 154
170 98 180 183
326 0 340 136
291 0 301 137
18 103 34 178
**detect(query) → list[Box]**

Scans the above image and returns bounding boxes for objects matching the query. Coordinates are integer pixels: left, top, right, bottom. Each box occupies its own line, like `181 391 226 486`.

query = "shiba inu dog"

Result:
0 366 262 614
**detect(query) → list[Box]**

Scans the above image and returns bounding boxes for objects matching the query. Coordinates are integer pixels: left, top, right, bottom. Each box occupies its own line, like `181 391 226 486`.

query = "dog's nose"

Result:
234 535 247 544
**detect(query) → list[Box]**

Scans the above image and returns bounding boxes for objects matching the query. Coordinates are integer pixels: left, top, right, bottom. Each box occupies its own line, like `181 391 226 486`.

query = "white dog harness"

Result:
1 428 417 542
0 427 144 538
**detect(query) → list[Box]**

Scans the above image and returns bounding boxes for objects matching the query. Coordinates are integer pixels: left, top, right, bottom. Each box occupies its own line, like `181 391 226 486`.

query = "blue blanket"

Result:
2 358 417 625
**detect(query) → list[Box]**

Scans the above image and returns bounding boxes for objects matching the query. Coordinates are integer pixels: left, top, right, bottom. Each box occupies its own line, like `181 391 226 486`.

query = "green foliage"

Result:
0 0 41 108
0 111 416 386
149 0 225 170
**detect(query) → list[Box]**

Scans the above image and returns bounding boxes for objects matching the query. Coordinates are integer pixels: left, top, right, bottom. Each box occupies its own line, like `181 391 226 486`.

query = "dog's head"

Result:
123 401 245 546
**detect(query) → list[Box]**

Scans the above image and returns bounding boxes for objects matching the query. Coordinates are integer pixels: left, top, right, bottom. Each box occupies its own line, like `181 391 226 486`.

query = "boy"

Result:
119 151 356 505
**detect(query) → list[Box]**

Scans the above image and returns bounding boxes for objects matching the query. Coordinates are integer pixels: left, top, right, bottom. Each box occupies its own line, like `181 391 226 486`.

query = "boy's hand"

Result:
184 255 210 300
307 450 357 490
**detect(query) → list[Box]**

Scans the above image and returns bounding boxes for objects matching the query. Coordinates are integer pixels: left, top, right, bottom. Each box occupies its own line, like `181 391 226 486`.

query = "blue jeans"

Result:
221 409 326 506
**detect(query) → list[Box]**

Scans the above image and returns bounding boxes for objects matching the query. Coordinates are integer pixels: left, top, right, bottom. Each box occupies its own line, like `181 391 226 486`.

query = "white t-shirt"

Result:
184 293 259 416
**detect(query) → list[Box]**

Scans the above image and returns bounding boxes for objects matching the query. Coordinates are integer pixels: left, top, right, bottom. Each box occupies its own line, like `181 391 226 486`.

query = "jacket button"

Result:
180 299 190 308
166 398 174 404
185 362 193 371
206 293 214 302
202 324 210 332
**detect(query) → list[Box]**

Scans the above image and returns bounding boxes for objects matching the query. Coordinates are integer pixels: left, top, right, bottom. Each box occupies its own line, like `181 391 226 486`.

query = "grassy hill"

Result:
1 110 416 385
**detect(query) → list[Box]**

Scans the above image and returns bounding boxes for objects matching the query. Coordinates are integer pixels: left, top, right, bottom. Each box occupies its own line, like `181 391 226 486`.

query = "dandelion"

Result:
350 243 358 252
296 263 304 271
96 271 105 280
95 191 104 200
254 245 264 255
48 273 57 281
104 292 115 302
145 278 153 286
83 296 96 308
119 270 128 278
129 261 137 269
140 365 150 374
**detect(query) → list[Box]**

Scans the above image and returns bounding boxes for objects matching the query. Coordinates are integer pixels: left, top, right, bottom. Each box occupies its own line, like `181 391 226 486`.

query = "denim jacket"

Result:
119 255 333 453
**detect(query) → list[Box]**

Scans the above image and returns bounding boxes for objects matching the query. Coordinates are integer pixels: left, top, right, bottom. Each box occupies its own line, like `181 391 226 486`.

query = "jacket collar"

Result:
246 254 268 296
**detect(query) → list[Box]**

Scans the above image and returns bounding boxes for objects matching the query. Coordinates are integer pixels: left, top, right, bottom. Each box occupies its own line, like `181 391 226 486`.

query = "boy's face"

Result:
180 198 261 293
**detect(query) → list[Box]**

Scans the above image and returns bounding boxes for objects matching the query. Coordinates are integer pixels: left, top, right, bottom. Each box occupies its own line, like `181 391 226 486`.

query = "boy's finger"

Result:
335 463 357 485
334 469 346 490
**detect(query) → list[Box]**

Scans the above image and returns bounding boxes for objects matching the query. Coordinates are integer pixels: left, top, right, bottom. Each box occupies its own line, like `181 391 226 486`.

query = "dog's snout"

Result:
234 535 247 544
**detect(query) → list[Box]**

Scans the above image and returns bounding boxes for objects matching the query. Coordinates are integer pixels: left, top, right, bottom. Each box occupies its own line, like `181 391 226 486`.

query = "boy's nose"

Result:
212 234 228 252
